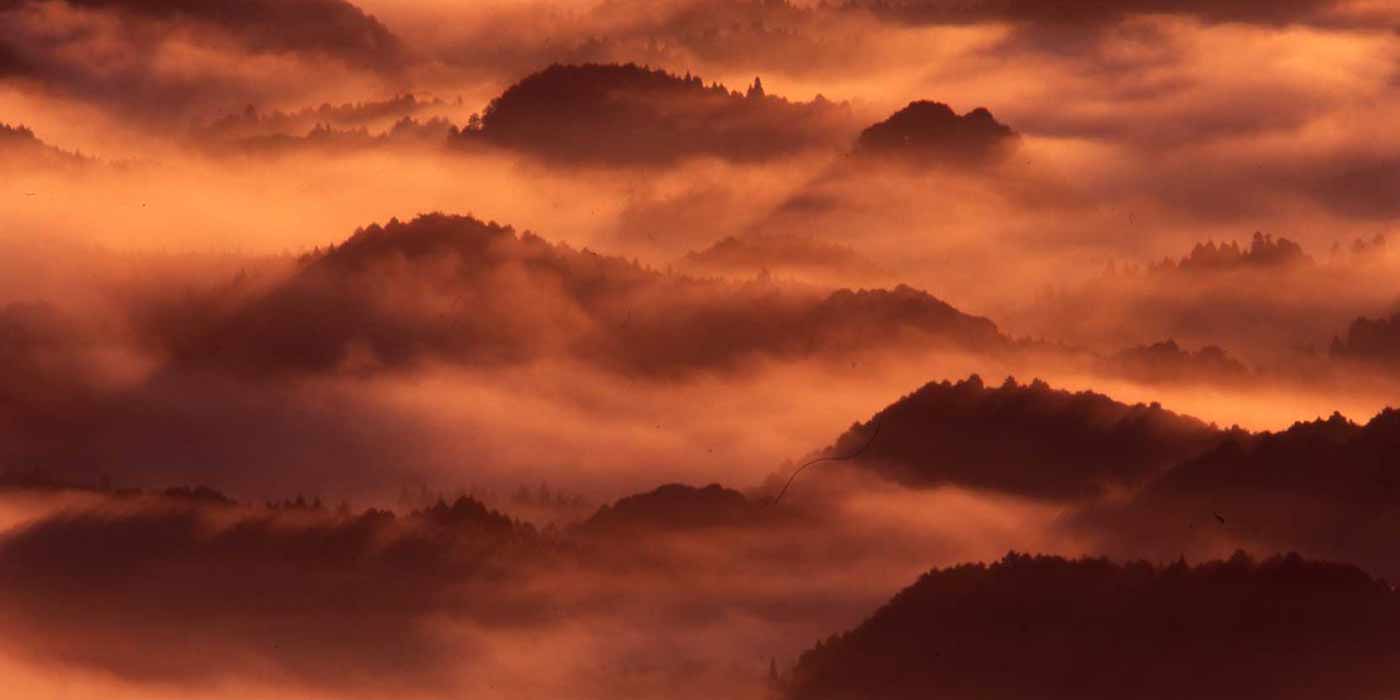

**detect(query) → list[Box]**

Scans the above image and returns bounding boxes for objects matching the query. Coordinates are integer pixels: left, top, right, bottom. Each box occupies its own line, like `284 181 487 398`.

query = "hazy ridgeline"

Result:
3 1 1400 697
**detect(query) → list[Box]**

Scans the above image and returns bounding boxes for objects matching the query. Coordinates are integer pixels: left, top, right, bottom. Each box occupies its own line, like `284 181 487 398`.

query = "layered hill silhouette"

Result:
1079 408 1400 578
785 551 1400 700
0 486 534 690
56 0 404 68
198 95 448 138
0 123 89 168
794 375 1225 500
197 116 458 155
154 213 1007 377
1331 311 1400 370
1145 410 1400 504
1010 231 1395 366
581 483 759 533
1153 232 1313 273
0 301 112 461
691 99 1019 287
852 0 1346 33
854 100 1018 165
190 95 459 152
680 233 884 280
165 63 1022 168
451 63 856 165
1101 339 1252 385
0 0 404 124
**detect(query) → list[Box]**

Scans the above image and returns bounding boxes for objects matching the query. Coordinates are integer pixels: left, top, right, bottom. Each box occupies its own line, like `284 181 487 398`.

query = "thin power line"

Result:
769 418 883 506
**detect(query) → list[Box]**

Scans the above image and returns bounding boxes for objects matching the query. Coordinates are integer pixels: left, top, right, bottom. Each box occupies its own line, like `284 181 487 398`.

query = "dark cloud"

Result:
0 37 29 76
786 551 1400 700
1309 154 1400 219
452 63 858 166
423 0 903 85
0 0 406 123
53 0 403 67
590 0 885 75
0 367 435 499
851 0 1343 29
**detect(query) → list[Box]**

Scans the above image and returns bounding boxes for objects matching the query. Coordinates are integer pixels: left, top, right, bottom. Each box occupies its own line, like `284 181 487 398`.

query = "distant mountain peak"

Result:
855 100 1018 165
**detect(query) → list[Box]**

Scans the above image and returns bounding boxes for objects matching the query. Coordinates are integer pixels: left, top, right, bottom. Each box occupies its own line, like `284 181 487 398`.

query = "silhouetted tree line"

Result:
855 100 1018 165
0 122 90 167
786 551 1400 700
1096 232 1380 279
449 63 855 165
197 94 455 140
1330 311 1400 368
511 481 589 510
1330 233 1388 258
581 483 759 533
802 375 1228 500
147 213 1007 379
196 116 458 155
44 0 407 69
682 233 879 279
1080 406 1400 579
1103 339 1252 385
1156 232 1311 273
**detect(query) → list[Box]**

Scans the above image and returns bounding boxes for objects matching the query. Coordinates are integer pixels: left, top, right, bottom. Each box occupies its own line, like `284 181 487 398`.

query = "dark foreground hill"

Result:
1076 408 1400 579
787 551 1400 700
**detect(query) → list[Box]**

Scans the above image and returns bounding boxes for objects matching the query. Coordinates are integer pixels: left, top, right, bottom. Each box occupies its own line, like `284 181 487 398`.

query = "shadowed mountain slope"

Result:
787 551 1400 700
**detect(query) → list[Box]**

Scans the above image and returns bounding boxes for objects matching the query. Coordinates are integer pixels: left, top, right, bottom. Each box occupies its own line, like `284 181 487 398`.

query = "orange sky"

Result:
3 1 1400 697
